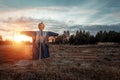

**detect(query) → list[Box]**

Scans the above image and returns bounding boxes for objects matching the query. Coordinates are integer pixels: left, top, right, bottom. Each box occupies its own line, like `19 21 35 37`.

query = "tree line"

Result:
55 30 120 45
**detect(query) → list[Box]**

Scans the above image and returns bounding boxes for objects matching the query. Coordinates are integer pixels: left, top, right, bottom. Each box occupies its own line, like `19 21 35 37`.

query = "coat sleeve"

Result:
20 31 36 38
47 31 59 36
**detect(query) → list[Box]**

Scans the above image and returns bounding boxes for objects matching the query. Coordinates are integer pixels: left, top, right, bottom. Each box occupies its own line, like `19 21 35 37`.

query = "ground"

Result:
0 44 120 80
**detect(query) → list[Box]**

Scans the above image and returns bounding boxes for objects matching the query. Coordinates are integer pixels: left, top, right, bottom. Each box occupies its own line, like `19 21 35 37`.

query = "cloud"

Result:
0 6 99 25
0 4 119 25
0 16 68 34
64 24 120 35
0 0 120 36
0 0 120 40
0 17 35 32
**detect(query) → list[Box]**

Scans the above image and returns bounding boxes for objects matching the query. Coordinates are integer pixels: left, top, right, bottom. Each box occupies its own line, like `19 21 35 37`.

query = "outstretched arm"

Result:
20 31 58 37
20 31 36 38
47 31 59 36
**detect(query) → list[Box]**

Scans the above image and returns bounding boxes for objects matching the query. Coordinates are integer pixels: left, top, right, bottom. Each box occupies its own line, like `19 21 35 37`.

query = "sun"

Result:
13 33 32 43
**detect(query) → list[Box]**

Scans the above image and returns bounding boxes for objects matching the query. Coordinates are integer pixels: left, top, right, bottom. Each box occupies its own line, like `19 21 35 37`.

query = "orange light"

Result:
13 34 32 43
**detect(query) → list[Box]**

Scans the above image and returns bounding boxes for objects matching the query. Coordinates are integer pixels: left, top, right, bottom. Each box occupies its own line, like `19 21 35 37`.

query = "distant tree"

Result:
55 29 120 45
55 35 63 44
55 30 70 44
69 35 75 45
95 30 120 43
89 35 98 44
96 30 104 42
102 31 108 42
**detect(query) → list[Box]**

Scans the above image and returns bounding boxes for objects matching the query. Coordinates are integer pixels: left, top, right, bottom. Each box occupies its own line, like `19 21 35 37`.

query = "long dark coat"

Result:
21 31 58 60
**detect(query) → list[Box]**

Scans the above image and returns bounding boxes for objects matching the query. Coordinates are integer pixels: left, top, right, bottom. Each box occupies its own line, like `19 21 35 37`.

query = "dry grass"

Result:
0 44 120 80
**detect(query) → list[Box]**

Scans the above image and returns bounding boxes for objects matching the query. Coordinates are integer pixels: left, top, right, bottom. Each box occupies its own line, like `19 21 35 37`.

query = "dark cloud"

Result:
67 24 120 35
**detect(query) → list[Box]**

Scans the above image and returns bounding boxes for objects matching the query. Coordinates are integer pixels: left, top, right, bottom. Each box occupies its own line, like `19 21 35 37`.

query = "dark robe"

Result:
21 31 58 60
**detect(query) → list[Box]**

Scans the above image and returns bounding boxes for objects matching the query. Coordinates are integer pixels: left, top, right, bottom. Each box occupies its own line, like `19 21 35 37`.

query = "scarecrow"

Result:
21 22 58 60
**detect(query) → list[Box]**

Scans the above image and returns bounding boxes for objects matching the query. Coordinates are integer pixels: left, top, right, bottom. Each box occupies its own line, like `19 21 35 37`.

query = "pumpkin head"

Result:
38 22 45 30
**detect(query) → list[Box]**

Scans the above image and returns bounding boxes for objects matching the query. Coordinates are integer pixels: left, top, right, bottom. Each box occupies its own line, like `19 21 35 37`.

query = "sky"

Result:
0 0 120 40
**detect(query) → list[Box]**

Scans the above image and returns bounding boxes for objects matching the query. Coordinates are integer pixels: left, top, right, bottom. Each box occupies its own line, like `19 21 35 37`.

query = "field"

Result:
0 44 120 80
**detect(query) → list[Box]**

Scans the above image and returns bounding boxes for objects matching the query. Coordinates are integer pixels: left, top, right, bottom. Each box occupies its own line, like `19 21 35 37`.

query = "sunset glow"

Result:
13 34 32 42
